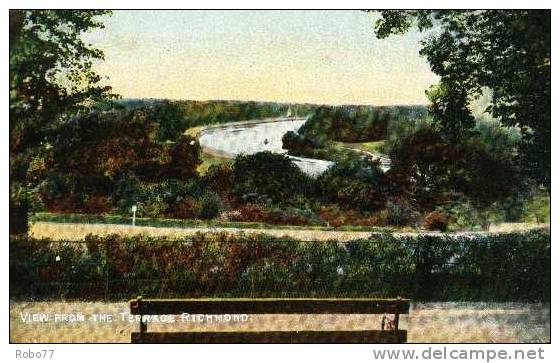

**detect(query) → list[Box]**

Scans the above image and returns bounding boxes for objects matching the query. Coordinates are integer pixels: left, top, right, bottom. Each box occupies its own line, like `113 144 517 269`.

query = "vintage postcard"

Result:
9 9 550 348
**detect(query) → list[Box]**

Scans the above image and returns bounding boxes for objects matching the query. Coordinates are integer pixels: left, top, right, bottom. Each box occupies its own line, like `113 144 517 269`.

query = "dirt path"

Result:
30 221 549 242
30 222 374 241
10 301 550 343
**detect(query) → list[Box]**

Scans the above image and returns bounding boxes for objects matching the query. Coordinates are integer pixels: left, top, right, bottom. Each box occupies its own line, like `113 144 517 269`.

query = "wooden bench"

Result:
130 297 410 343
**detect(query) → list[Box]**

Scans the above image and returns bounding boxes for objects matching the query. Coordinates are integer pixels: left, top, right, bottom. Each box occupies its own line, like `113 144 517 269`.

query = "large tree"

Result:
371 10 550 188
10 10 114 234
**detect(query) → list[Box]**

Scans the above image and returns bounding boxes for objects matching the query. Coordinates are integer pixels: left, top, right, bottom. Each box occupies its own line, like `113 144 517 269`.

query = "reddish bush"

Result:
422 210 450 231
166 135 202 180
265 210 309 226
235 203 269 222
172 197 202 219
45 193 111 214
319 205 385 227
100 235 133 275
46 197 79 213
225 204 311 226
82 195 112 214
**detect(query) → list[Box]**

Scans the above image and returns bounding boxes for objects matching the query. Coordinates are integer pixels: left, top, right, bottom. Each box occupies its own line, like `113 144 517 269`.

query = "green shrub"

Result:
317 157 388 211
287 105 426 148
523 190 550 223
10 230 550 301
140 196 168 218
385 198 418 226
232 152 313 205
281 130 323 157
198 191 223 219
448 202 484 230
112 174 143 214
113 179 171 218
202 163 234 196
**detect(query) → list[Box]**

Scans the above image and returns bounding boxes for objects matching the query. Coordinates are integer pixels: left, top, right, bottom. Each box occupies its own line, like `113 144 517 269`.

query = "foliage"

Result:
224 203 320 226
9 182 44 235
385 117 521 211
52 109 165 182
202 163 234 197
318 205 386 228
283 105 427 157
232 152 313 205
447 201 486 231
282 130 320 156
317 156 388 211
166 135 202 180
10 10 114 234
142 99 314 142
25 100 327 223
385 197 419 226
522 188 550 224
10 10 114 154
10 230 550 301
198 191 223 219
172 197 202 220
422 210 450 231
372 10 550 188
29 105 208 216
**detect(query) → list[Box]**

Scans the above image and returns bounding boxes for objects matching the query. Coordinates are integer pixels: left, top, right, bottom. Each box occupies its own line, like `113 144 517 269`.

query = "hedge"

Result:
9 230 550 301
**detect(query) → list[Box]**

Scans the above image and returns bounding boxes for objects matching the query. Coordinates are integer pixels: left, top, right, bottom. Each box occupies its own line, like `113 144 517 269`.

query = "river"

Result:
198 118 334 176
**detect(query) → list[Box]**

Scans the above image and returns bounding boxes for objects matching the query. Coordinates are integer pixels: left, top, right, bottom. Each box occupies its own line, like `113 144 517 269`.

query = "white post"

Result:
131 205 137 226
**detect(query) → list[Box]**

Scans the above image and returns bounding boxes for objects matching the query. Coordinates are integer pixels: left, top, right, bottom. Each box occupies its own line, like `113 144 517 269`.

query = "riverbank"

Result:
187 117 302 173
187 117 304 158
192 116 334 176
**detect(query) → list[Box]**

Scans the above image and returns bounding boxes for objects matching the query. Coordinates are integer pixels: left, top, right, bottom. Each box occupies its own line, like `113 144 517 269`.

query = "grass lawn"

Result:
198 153 231 174
183 125 205 138
336 140 386 155
184 125 233 174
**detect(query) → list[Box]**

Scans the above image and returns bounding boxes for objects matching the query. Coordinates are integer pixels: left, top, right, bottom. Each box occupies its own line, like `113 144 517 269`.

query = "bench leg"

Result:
140 316 147 333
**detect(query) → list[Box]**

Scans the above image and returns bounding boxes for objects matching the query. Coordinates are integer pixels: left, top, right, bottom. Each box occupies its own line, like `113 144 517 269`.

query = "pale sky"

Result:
85 10 439 106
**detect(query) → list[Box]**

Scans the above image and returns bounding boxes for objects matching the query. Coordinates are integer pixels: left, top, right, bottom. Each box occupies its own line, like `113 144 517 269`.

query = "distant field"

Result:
10 301 550 343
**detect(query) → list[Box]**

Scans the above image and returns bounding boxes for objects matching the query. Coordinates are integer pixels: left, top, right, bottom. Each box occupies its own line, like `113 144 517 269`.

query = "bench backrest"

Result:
130 297 410 315
130 297 410 343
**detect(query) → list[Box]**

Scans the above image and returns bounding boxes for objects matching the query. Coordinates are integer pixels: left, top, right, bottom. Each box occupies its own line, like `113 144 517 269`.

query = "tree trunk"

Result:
9 199 29 235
